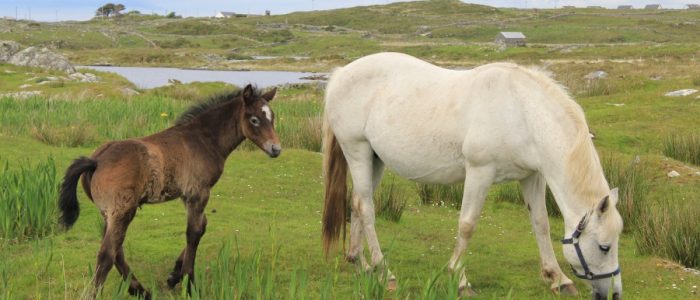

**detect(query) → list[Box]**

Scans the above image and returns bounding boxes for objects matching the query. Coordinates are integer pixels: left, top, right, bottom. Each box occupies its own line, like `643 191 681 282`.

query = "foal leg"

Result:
347 156 384 272
94 207 137 298
447 166 494 297
167 191 209 292
520 173 577 295
344 142 396 289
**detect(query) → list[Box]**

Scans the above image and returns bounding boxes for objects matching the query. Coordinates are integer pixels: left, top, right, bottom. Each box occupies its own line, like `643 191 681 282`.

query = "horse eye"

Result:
250 117 260 126
599 245 611 253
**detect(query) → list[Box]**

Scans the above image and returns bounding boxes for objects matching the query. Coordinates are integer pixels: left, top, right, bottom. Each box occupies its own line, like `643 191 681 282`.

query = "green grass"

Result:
663 133 700 166
0 157 58 242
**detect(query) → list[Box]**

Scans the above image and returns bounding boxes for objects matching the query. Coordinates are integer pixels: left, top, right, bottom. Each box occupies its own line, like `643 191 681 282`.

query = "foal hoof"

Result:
167 273 181 289
387 278 398 292
554 283 578 296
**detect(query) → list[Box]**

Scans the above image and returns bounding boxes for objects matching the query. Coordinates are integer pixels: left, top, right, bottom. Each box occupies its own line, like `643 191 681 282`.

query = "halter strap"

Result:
561 214 621 280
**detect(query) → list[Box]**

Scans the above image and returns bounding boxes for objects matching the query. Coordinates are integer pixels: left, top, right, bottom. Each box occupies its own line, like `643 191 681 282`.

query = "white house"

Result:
215 11 235 18
495 32 526 48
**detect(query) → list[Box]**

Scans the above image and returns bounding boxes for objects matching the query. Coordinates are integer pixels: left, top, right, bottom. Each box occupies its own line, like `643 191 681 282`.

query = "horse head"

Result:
562 188 623 299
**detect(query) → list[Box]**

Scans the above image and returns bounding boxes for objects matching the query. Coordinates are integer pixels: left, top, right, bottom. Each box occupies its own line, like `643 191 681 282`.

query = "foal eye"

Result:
250 117 260 126
599 245 611 253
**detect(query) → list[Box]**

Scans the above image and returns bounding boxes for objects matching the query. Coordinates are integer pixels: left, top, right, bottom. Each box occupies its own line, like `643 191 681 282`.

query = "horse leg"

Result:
93 207 137 298
180 191 209 294
520 173 577 295
111 206 150 299
347 156 384 272
167 249 185 288
447 166 494 297
344 142 396 289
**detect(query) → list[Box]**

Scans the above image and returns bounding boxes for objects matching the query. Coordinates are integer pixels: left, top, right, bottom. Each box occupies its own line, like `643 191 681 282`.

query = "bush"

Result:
0 157 58 242
601 153 649 232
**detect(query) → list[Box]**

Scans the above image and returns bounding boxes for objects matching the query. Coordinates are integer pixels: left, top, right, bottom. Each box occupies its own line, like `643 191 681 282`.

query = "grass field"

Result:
1 0 700 299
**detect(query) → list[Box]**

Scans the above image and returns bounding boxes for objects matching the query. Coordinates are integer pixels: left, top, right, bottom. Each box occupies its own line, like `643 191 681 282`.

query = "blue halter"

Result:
561 214 621 280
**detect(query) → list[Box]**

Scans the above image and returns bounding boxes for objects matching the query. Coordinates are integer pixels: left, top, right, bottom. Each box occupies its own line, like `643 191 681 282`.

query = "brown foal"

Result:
58 84 281 299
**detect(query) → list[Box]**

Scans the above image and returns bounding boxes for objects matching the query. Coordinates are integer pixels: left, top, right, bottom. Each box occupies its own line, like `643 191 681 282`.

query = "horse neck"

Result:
181 100 245 157
544 133 610 232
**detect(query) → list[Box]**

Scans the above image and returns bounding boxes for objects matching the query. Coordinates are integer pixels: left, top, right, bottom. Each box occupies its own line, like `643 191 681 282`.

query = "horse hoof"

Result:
346 255 357 264
554 283 578 296
167 273 181 289
387 278 398 292
459 285 478 297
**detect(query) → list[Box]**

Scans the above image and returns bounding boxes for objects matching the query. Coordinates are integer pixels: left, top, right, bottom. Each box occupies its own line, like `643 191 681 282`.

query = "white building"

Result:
215 11 236 18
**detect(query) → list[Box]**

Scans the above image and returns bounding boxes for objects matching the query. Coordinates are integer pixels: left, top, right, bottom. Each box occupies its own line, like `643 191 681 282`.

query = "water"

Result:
77 66 324 89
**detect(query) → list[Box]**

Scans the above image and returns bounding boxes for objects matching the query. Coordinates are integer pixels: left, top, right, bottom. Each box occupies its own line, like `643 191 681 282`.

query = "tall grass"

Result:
373 175 407 222
635 194 700 268
0 90 325 152
416 183 463 209
663 133 700 166
0 157 58 242
490 182 560 217
600 153 649 231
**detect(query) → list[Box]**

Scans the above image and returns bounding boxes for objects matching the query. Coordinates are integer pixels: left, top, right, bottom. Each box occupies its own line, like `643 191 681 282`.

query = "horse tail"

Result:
59 156 97 229
322 115 348 258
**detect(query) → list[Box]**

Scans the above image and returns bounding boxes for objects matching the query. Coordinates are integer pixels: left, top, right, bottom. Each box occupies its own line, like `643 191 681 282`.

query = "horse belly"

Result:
370 136 466 184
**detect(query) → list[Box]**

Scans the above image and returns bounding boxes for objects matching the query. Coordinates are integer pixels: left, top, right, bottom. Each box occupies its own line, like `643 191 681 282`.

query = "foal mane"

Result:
175 86 262 126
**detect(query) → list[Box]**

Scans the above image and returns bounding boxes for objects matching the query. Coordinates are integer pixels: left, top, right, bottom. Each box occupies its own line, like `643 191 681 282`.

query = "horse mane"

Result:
521 66 609 205
175 86 261 126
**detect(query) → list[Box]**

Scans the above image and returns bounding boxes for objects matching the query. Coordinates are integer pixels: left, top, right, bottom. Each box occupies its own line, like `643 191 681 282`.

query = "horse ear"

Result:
262 87 277 102
609 187 619 207
242 84 255 105
597 195 611 215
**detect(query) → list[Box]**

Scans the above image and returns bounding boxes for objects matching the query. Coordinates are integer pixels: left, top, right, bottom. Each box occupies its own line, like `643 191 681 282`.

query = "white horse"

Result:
322 52 623 299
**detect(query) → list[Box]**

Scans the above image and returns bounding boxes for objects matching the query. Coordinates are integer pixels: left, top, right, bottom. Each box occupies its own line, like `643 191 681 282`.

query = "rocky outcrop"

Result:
0 40 21 61
8 46 76 73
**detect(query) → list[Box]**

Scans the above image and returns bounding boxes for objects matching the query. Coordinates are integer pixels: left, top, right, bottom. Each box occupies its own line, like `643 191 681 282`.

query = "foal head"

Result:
563 188 623 299
239 84 282 158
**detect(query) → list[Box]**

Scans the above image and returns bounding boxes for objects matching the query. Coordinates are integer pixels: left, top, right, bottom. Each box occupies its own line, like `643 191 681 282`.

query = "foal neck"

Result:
180 99 245 157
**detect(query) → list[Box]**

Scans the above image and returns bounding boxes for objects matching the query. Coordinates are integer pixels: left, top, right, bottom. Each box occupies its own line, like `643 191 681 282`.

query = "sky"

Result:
0 1 696 22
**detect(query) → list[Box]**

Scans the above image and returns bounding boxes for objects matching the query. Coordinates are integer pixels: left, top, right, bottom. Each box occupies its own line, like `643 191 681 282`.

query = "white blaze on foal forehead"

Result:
261 105 272 121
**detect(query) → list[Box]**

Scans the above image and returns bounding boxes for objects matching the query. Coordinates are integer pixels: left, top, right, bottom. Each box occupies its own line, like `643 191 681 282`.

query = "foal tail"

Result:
322 116 348 258
58 157 97 229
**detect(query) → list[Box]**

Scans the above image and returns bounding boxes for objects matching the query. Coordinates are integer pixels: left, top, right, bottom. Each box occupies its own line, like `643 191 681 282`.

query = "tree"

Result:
95 3 126 18
113 4 125 16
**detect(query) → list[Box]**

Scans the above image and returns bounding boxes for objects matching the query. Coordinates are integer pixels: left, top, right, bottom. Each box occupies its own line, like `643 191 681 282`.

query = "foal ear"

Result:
262 87 277 102
242 84 255 105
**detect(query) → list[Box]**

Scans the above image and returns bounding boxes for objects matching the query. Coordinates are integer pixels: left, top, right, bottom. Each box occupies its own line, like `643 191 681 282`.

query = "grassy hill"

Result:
1 0 699 70
1 0 700 298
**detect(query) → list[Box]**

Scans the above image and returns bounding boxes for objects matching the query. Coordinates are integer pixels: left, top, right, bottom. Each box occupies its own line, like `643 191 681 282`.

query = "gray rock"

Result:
69 72 99 83
584 70 608 80
667 170 680 178
0 90 42 99
120 87 140 96
0 40 21 62
665 89 698 97
8 47 76 73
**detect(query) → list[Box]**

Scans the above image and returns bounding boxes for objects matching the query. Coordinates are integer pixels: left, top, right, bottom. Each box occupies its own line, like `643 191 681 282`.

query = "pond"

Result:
77 66 325 89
